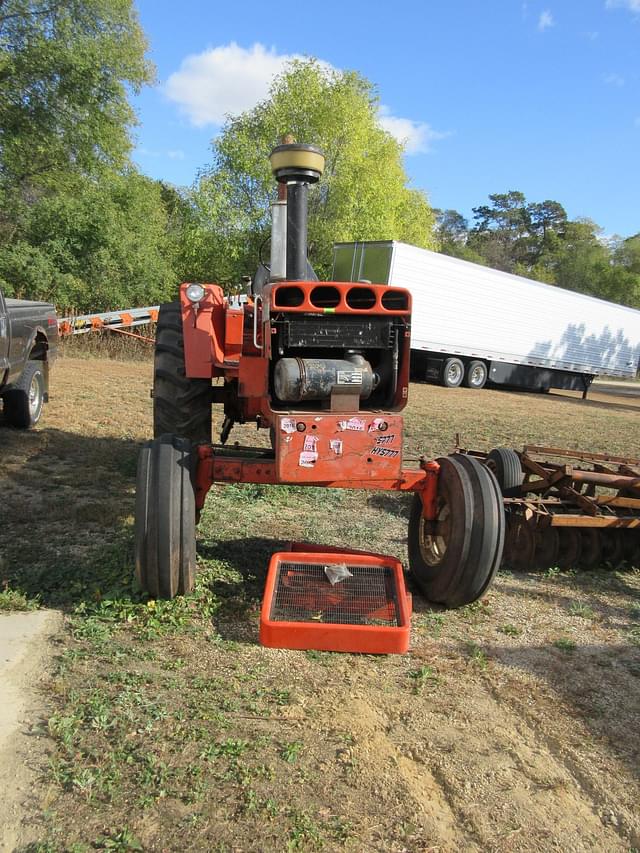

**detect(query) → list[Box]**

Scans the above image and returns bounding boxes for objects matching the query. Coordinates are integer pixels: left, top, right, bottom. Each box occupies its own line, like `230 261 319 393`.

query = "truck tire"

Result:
135 434 196 599
153 302 211 443
486 447 524 496
2 360 45 428
408 454 504 607
441 357 464 388
463 360 488 389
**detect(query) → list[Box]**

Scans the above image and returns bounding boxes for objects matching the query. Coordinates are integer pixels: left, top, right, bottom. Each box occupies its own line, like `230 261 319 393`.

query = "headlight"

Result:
185 283 205 303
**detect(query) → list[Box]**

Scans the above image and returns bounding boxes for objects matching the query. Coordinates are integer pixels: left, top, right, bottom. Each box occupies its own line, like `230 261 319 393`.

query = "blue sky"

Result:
132 0 640 238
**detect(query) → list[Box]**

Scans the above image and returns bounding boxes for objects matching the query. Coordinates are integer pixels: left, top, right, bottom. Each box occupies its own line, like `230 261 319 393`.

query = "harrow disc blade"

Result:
504 514 536 571
579 529 602 570
621 530 640 568
601 530 624 569
557 528 582 569
534 525 560 571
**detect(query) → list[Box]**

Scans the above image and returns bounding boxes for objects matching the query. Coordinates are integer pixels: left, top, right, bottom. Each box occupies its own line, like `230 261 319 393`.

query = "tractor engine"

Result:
266 280 410 413
173 141 412 444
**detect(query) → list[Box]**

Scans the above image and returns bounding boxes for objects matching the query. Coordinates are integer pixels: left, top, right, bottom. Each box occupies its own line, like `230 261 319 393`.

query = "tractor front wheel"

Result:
408 454 505 607
135 434 196 599
153 302 212 443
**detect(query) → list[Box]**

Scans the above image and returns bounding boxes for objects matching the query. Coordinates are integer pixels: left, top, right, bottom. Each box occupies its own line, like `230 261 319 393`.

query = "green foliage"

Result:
0 171 177 311
0 0 152 195
0 1 180 312
185 59 436 286
436 193 640 308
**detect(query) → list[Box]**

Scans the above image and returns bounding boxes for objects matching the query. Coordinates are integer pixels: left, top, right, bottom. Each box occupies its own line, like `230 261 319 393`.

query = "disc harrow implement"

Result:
459 445 640 572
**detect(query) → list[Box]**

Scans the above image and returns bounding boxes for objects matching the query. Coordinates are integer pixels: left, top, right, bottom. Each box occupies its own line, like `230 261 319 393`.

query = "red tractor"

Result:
135 142 505 609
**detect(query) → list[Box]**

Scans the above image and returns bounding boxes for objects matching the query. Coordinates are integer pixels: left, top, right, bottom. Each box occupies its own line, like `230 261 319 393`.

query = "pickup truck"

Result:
0 289 58 428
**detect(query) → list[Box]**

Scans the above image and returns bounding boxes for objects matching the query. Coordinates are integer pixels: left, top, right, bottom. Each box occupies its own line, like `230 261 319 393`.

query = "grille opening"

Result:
381 290 409 310
346 287 377 310
270 562 400 626
310 285 341 309
274 285 305 307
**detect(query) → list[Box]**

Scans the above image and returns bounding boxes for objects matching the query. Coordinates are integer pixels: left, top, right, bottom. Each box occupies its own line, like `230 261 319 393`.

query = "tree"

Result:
0 171 177 311
0 1 170 311
0 0 152 196
433 208 486 264
470 191 532 272
185 60 435 285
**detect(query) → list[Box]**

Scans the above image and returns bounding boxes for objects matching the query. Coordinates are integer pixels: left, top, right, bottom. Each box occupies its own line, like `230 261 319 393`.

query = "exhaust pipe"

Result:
269 142 325 281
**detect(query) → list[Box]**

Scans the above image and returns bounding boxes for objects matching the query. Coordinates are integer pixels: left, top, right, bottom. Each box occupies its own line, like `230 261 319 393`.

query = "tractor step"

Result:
259 547 412 654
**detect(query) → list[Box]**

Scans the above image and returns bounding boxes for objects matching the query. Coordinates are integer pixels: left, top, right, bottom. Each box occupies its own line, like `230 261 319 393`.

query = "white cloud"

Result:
538 10 555 30
606 0 640 11
378 106 449 154
603 72 625 86
137 147 185 160
165 42 312 127
165 42 447 156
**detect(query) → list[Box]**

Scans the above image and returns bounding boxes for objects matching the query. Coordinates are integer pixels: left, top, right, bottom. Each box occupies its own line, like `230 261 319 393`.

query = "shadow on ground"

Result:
0 426 140 610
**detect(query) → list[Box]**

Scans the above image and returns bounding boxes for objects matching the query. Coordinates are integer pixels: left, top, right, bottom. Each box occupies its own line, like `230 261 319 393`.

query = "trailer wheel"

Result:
441 358 464 388
3 360 45 428
408 454 504 607
486 447 524 496
135 434 196 599
464 360 488 389
153 302 212 443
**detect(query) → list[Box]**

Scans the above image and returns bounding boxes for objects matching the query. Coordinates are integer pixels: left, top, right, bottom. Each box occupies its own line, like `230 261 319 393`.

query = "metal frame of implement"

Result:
58 306 159 343
457 443 640 571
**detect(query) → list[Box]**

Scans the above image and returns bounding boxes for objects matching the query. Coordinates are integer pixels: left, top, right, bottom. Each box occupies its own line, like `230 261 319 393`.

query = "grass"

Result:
568 602 596 620
465 640 489 669
0 585 39 611
553 637 578 653
1 355 640 852
498 623 522 637
407 664 439 693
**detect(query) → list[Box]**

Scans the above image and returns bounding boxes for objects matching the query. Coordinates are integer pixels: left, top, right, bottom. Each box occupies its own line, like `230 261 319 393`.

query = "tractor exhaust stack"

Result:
269 142 325 280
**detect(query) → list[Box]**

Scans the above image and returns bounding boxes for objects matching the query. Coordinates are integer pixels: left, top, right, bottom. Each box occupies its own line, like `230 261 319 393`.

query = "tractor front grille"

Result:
279 316 394 349
270 561 400 626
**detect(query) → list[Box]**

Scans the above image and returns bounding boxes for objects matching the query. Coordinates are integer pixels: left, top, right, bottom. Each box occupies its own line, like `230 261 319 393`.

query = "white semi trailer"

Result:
333 240 640 394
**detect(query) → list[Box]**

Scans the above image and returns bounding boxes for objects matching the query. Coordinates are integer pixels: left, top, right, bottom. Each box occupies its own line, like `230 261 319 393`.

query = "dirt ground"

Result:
0 610 61 853
0 355 639 852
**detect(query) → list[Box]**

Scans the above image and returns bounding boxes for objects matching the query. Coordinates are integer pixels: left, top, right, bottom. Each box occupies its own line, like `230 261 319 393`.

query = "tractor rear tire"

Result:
153 302 211 443
135 434 196 599
408 454 505 608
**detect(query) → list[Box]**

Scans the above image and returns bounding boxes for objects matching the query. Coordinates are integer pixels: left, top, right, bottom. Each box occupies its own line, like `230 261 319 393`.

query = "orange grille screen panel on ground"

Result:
259 550 412 654
275 414 404 482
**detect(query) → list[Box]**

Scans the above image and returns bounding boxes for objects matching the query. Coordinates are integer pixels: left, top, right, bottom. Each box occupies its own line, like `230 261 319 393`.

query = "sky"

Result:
131 0 640 238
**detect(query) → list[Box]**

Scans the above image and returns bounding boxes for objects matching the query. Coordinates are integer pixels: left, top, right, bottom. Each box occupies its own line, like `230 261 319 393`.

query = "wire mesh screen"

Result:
270 562 400 626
